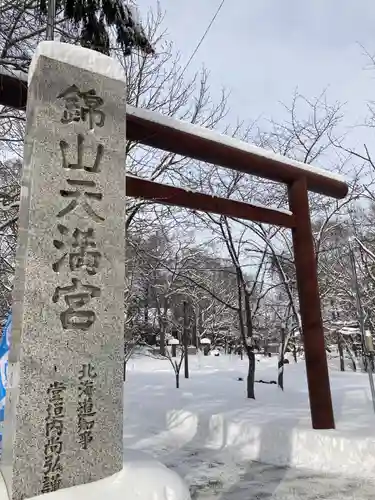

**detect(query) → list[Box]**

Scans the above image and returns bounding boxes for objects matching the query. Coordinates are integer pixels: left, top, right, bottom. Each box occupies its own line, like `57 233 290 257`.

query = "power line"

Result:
180 0 226 78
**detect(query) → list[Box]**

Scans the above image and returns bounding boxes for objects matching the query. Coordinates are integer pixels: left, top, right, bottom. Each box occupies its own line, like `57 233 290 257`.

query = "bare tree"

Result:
165 341 185 389
122 7 228 230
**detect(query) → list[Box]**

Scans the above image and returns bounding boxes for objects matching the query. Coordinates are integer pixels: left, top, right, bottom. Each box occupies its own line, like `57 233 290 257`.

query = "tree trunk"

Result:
246 350 255 399
278 327 286 390
123 359 127 382
338 334 345 372
144 285 149 329
278 357 284 390
175 372 180 389
345 344 357 372
370 353 375 374
192 314 197 348
263 336 269 356
293 334 298 363
160 325 166 356
198 307 203 347
159 298 168 356
183 301 189 379
159 327 166 356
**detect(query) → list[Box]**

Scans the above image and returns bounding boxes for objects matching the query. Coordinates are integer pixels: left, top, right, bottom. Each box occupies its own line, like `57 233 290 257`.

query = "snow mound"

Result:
28 41 126 85
124 355 375 480
0 451 190 500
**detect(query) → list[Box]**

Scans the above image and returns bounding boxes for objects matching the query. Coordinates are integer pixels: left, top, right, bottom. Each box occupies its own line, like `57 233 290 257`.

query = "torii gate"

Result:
0 70 348 430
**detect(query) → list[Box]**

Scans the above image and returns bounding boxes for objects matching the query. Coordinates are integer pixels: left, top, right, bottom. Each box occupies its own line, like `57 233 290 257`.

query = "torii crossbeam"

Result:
0 70 348 429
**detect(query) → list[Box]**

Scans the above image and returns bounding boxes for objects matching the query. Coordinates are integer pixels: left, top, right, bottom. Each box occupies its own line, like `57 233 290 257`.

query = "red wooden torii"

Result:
0 70 348 430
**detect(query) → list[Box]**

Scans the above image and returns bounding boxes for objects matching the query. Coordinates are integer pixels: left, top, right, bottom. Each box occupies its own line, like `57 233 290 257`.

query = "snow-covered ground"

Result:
0 451 190 500
124 352 375 499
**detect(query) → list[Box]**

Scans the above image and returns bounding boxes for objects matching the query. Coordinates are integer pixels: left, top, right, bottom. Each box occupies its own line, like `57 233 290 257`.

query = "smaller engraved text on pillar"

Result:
77 363 97 450
42 382 66 494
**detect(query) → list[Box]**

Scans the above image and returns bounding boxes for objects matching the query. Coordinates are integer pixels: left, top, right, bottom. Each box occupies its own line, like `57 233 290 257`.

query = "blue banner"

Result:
0 313 11 422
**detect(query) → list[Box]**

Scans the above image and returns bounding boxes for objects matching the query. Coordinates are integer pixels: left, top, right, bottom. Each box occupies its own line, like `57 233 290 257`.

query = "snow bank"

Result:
28 42 126 85
124 355 375 480
0 451 190 500
204 413 375 479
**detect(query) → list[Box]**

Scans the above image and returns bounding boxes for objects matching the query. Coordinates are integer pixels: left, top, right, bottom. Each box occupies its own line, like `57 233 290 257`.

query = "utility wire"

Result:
180 0 226 78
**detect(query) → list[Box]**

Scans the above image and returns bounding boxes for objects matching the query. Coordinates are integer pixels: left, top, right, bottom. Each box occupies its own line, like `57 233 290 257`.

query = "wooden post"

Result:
288 178 335 429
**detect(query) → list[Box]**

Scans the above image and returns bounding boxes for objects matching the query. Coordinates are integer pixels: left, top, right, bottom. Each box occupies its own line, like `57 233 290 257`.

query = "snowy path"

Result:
137 433 375 499
164 447 375 499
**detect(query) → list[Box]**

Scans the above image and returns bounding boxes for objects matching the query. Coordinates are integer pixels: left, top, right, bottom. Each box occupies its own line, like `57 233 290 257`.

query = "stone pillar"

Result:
1 41 126 499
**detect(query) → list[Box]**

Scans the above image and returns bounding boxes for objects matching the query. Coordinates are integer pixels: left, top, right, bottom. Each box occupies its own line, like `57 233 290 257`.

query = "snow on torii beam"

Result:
0 70 347 199
126 106 348 200
0 69 350 431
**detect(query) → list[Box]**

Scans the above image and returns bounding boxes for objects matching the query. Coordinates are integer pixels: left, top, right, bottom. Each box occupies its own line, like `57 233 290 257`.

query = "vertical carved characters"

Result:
77 364 97 450
42 85 106 493
42 382 66 494
52 87 105 330
57 86 105 130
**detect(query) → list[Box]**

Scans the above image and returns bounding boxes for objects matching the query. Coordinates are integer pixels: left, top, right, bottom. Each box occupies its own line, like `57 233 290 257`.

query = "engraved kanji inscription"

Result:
42 382 66 494
58 179 104 222
52 278 101 330
79 363 97 380
77 363 97 450
60 134 104 173
52 224 101 275
58 85 81 124
42 472 62 494
58 85 105 129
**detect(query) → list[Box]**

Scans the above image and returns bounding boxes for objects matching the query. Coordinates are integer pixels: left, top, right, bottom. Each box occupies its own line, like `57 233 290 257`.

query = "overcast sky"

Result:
136 0 375 159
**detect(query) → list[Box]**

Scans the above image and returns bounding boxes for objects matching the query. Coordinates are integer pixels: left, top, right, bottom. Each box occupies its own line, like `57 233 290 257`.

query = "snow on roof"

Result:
127 105 345 184
28 41 126 85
